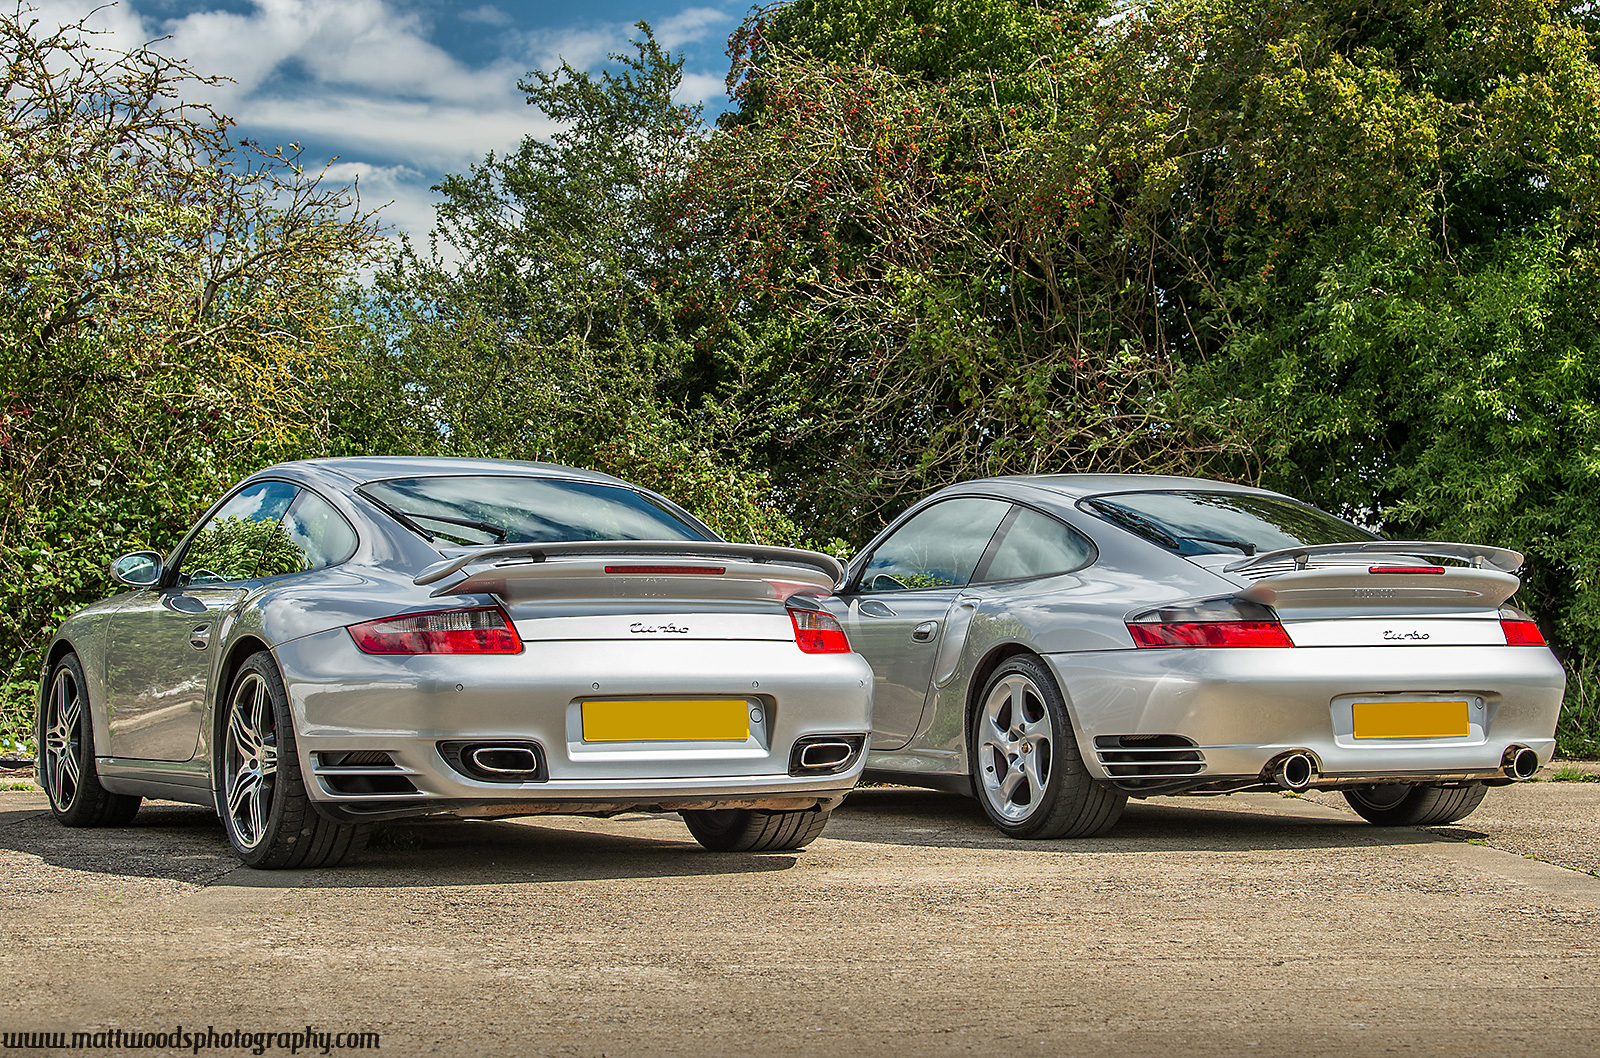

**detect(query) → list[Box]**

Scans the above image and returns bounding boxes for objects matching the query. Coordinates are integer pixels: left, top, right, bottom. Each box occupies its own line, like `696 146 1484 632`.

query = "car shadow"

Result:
2 785 1459 886
827 786 1460 854
0 797 798 887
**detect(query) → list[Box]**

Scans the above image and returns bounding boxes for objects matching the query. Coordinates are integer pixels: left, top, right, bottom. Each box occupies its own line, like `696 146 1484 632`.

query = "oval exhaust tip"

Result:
467 746 541 776
798 741 854 770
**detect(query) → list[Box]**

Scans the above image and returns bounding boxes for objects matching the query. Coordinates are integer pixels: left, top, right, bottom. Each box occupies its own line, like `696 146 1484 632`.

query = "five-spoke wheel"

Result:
970 655 1124 839
216 652 367 868
37 653 140 827
975 671 1055 824
222 669 279 851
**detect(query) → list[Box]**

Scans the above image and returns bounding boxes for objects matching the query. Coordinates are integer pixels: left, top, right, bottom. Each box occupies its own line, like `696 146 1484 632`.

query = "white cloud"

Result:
156 0 523 106
320 160 433 246
27 0 742 248
677 70 728 108
459 5 512 27
654 6 729 48
238 94 554 170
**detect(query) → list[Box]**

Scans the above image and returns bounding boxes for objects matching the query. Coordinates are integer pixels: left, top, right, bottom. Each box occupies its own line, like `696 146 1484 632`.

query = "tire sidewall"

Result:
969 656 1075 838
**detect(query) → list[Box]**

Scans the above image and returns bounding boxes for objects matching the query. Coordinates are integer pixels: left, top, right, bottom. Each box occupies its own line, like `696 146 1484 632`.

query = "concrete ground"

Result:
1 781 1596 1057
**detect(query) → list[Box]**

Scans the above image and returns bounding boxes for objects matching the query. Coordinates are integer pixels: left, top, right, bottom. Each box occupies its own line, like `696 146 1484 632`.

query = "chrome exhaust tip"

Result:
467 746 541 776
787 734 865 776
798 741 855 770
1502 746 1540 781
437 740 546 783
1273 752 1316 792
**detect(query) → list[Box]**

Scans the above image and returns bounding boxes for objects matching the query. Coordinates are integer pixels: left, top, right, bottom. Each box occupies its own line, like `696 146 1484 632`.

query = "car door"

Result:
102 480 301 761
840 497 1012 750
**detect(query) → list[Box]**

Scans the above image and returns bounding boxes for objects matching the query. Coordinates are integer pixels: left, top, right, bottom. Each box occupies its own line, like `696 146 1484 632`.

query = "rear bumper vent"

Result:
1095 735 1206 788
312 751 421 796
438 740 547 784
788 734 865 776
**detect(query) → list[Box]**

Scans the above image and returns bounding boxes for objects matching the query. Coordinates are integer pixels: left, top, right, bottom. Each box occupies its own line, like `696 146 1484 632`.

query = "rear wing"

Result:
1223 541 1523 575
414 540 844 602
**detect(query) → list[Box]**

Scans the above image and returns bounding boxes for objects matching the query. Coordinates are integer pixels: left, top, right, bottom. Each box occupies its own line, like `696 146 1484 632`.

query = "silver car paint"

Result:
44 457 873 819
842 474 1566 793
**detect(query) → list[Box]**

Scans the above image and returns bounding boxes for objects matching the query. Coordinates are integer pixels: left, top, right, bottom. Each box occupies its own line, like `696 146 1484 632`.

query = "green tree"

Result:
354 26 802 546
688 0 1239 534
0 8 386 742
1128 0 1600 751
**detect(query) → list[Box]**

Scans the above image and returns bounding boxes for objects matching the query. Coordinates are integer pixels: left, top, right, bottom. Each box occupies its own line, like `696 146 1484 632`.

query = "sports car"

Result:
828 474 1566 838
38 458 871 867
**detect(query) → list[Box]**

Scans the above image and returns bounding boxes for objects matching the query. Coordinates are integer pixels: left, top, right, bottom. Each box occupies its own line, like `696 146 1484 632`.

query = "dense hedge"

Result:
3 1 1596 756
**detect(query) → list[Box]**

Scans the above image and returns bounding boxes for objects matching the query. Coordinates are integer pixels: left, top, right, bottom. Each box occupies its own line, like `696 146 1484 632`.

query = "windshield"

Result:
1080 490 1375 557
360 475 710 546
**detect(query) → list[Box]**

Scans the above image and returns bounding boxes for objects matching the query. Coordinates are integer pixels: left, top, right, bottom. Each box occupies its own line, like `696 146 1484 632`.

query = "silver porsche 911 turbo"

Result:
828 474 1566 839
38 458 871 867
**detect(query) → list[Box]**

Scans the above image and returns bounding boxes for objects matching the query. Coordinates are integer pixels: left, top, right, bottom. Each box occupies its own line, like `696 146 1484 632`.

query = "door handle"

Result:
859 600 896 619
911 621 939 642
189 624 212 650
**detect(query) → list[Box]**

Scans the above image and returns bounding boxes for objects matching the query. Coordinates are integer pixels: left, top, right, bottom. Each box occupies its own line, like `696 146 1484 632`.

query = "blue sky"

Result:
38 0 748 247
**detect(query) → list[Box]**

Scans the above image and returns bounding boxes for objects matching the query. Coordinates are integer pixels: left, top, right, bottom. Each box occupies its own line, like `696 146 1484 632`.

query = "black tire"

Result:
1343 782 1489 827
969 655 1125 839
681 806 832 851
216 652 368 869
37 652 141 827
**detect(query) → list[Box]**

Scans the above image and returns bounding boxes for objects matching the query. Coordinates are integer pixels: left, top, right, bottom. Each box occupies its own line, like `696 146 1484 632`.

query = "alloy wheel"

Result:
976 673 1054 823
223 671 279 849
42 667 83 810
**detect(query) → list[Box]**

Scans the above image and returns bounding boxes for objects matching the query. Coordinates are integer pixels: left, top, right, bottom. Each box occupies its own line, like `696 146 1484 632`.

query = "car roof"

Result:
969 473 1289 502
251 456 633 490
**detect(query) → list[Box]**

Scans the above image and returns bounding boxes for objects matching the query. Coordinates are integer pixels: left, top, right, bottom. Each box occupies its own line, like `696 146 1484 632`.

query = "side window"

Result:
980 507 1094 582
180 481 299 586
859 498 1011 592
270 489 359 576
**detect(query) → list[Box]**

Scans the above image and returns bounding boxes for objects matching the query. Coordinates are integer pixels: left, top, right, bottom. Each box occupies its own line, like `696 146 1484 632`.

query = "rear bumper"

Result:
272 629 873 818
1042 645 1565 790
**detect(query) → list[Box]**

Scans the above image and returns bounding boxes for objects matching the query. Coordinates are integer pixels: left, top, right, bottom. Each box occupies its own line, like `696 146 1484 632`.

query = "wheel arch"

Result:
40 637 92 741
963 642 1099 778
40 637 80 710
219 635 274 696
963 642 1044 755
207 635 275 756
45 636 79 671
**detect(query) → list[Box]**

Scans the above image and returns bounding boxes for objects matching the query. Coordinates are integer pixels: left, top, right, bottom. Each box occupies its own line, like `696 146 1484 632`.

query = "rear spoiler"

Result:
1223 541 1523 575
414 540 844 601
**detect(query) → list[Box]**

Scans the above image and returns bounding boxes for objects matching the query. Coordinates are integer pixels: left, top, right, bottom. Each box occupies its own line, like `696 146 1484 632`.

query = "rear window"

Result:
360 475 709 546
1080 490 1374 557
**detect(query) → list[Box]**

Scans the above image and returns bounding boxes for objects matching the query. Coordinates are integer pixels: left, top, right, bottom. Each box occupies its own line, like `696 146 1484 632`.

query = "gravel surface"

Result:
1 783 1597 1056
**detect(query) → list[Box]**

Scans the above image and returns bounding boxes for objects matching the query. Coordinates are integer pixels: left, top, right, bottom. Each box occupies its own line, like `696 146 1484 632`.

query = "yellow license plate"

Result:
1352 700 1470 739
581 699 751 743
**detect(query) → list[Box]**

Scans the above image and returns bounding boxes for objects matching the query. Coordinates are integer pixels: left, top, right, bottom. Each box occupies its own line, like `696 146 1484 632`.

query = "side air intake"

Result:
1094 735 1206 789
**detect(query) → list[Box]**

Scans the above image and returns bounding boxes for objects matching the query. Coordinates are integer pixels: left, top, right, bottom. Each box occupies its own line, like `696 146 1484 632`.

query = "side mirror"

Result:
109 551 163 587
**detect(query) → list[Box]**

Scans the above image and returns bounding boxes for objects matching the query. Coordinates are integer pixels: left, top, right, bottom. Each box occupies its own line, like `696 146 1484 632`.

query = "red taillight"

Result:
1127 621 1294 648
605 565 726 575
1499 606 1548 646
348 607 522 655
1369 565 1446 575
1501 619 1546 646
790 607 851 654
